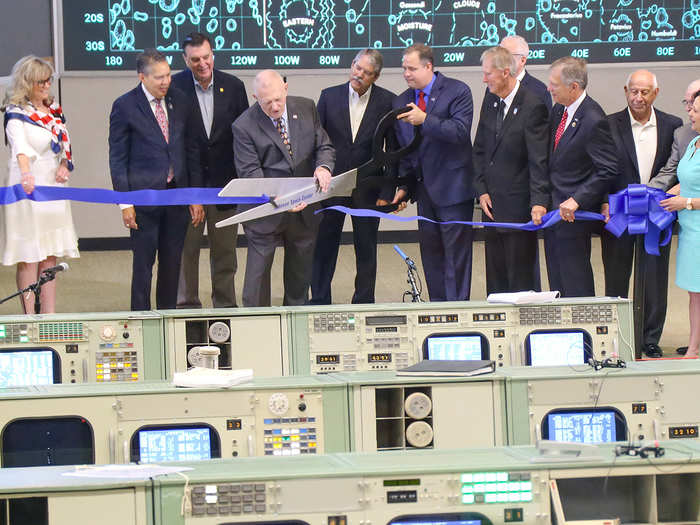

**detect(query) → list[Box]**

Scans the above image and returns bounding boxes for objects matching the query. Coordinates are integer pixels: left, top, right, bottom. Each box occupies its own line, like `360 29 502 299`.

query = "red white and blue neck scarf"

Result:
4 102 74 171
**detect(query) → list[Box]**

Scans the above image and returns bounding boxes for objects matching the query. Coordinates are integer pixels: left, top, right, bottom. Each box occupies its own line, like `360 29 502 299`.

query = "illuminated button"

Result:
131 373 138 379
461 474 473 483
485 493 497 503
520 481 532 491
462 494 474 504
498 483 509 492
485 483 498 493
485 473 497 482
274 444 282 449
509 492 521 502
308 442 316 447
291 436 300 442
461 486 473 494
497 493 508 503
521 492 532 502
473 484 486 493
473 474 486 482
496 472 508 481
509 482 520 491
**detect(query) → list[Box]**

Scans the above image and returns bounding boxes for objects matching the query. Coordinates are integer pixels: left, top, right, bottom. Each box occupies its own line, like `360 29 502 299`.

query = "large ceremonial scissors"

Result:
215 106 421 227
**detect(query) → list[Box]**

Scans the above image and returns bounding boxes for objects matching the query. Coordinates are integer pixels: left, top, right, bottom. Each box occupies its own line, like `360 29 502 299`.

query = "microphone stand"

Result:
0 269 60 314
393 245 422 302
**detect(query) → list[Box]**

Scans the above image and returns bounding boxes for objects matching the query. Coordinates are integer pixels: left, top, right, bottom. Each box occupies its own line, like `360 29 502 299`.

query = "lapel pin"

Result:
220 87 224 92
572 121 577 128
431 97 436 102
493 102 498 108
513 107 518 115
292 114 298 119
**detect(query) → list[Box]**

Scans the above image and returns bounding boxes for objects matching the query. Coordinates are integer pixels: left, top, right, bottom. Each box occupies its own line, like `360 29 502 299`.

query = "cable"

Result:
174 470 192 516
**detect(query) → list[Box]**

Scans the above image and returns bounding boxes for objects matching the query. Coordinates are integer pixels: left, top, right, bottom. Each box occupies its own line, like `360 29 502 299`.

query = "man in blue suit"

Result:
393 43 475 301
544 57 617 297
311 49 396 305
109 49 201 310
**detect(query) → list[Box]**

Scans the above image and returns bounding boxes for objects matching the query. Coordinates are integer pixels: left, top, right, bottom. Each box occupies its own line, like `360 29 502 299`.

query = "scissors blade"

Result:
217 177 311 198
215 169 359 227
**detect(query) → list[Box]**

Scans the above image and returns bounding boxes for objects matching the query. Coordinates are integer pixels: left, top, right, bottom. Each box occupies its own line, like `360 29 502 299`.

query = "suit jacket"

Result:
109 84 200 192
171 68 249 188
473 84 550 221
607 107 683 193
232 96 335 233
521 70 552 112
393 71 474 207
317 82 396 203
648 122 698 190
548 95 617 215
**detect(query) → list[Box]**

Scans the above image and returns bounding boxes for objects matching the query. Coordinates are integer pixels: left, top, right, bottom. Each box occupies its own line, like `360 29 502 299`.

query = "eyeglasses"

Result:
35 77 52 85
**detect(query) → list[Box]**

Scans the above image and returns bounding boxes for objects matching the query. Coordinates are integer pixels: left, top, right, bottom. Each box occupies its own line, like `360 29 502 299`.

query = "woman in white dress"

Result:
1 56 78 313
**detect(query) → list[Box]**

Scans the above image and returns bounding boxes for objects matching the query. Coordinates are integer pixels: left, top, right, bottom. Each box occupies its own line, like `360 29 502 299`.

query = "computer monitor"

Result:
0 348 60 387
541 407 626 443
422 333 489 361
389 513 490 525
130 424 221 463
2 417 94 467
525 330 592 366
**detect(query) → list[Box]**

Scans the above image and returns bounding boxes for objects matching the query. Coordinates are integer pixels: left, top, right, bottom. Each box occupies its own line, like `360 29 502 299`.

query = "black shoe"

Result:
643 343 663 358
677 346 689 355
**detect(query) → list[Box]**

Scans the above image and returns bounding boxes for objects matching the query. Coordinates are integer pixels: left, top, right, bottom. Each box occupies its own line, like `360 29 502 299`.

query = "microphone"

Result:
41 263 69 275
393 245 416 269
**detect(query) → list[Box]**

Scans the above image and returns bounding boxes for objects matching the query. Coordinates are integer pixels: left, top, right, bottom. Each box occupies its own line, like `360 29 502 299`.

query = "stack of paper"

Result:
173 367 253 388
487 290 560 304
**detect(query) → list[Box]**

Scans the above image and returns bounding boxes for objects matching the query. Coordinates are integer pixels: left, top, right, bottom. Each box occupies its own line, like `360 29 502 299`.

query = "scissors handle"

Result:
370 106 422 167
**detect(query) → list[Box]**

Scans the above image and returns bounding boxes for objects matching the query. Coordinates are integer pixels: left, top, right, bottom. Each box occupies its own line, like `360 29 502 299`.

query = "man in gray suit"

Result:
232 70 335 306
649 78 700 193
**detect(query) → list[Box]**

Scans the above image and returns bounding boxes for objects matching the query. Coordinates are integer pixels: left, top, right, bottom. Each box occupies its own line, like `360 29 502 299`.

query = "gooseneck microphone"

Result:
41 263 69 275
393 245 416 269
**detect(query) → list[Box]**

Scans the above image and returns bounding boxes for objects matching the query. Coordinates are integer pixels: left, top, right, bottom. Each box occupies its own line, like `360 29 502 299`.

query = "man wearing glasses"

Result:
500 35 552 112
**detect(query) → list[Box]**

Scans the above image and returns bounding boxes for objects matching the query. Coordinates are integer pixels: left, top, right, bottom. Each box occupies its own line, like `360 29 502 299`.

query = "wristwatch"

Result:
687 197 693 211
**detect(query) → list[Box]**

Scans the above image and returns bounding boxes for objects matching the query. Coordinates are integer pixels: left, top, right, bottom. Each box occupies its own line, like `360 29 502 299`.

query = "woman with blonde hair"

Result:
1 55 78 313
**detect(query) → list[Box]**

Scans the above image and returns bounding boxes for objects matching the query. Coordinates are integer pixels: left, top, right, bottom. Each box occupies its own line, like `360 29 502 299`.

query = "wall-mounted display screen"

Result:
130 424 221 463
525 330 592 367
542 407 626 443
60 1 698 71
0 348 60 387
423 333 488 361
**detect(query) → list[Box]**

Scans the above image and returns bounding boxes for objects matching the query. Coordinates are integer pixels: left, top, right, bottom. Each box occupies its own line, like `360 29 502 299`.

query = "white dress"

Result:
2 113 79 265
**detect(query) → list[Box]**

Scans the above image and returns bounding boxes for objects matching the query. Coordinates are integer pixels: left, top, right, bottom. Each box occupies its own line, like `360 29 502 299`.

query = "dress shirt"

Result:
562 90 587 131
414 74 437 107
516 69 526 82
141 83 168 120
501 79 520 117
629 107 658 185
194 76 214 138
349 83 372 141
269 107 291 143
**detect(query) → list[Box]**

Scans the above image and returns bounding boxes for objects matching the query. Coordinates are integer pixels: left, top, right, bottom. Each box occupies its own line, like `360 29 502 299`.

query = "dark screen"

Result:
60 0 697 71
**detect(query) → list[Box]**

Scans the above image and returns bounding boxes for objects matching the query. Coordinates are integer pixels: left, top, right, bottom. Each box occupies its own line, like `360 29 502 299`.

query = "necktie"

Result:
154 99 169 143
275 118 293 158
495 99 505 136
417 91 427 112
554 108 569 150
154 99 173 182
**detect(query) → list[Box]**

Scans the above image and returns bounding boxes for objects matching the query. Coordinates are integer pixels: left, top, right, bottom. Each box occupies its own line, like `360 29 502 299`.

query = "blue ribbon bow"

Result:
605 184 676 256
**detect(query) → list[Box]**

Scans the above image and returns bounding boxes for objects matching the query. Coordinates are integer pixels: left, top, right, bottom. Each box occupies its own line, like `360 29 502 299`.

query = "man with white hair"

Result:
232 70 335 307
500 35 552 111
603 69 682 358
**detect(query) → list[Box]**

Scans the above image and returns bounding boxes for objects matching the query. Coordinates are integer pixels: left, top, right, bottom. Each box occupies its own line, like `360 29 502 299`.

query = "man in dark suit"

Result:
603 70 682 357
500 35 552 111
171 32 249 309
310 49 395 305
233 70 335 307
393 43 475 301
544 57 617 297
109 49 201 310
473 46 550 294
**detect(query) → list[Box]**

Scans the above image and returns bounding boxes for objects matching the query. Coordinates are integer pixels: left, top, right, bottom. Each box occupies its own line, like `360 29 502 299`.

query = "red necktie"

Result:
553 108 568 150
418 91 427 112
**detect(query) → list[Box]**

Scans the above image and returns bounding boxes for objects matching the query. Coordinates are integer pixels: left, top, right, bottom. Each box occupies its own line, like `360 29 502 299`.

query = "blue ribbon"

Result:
0 184 269 206
317 206 604 230
319 184 677 256
605 184 675 256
